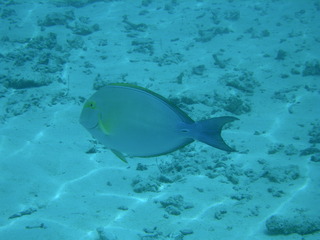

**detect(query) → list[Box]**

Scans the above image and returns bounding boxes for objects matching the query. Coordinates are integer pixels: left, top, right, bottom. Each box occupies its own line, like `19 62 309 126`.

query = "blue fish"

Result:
80 84 237 162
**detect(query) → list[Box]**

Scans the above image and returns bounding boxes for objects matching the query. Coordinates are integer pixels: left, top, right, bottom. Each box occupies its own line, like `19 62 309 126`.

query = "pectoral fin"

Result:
98 114 112 135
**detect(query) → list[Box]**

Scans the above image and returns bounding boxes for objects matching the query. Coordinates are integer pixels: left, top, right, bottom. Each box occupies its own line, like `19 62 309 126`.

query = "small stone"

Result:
260 29 270 37
224 10 240 21
158 174 174 183
96 227 117 240
300 147 320 156
165 206 181 216
192 65 206 75
143 227 157 233
302 60 320 76
284 144 298 156
290 68 300 75
180 229 193 235
117 206 128 211
136 163 148 171
268 143 284 154
275 50 287 60
280 73 289 78
215 210 227 220
311 153 320 162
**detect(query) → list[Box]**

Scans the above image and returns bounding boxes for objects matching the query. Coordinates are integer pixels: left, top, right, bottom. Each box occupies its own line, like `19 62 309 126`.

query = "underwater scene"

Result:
0 0 320 239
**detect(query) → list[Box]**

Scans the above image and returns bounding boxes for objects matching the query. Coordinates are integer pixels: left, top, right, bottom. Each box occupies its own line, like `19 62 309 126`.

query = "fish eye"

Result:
85 101 96 109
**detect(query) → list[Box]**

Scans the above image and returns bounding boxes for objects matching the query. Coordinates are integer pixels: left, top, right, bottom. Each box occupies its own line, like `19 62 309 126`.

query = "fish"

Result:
79 84 238 162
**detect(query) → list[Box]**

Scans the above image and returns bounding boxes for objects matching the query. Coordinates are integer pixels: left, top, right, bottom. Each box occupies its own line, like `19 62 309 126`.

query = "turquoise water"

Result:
0 0 319 239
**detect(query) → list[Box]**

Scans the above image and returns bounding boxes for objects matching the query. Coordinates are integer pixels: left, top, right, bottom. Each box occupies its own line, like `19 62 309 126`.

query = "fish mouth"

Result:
90 122 99 130
79 117 99 130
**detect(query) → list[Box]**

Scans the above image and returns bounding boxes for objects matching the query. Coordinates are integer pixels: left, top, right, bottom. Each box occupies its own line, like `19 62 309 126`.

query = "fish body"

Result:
80 84 237 160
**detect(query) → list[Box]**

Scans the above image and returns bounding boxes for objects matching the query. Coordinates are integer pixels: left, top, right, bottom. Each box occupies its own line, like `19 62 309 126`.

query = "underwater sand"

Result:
0 0 320 239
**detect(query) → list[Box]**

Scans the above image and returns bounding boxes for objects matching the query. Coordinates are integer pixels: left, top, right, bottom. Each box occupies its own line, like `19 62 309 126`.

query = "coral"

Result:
266 215 320 235
302 60 320 76
160 195 194 216
262 165 300 183
38 11 75 26
131 175 160 193
309 121 320 143
196 27 231 42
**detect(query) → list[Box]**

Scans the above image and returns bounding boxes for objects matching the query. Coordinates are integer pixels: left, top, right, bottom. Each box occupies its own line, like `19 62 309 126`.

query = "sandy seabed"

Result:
0 1 320 239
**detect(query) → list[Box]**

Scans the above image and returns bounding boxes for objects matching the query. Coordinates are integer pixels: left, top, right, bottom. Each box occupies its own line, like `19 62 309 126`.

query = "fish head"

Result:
79 99 99 130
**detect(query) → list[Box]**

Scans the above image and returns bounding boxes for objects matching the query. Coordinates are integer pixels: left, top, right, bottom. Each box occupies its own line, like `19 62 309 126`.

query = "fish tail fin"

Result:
193 116 238 152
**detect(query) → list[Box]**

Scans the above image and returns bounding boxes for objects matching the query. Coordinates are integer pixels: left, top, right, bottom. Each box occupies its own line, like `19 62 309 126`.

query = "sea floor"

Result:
0 0 320 240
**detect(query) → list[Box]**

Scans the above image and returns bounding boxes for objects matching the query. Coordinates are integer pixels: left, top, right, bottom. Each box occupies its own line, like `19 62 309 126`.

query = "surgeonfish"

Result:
80 84 238 162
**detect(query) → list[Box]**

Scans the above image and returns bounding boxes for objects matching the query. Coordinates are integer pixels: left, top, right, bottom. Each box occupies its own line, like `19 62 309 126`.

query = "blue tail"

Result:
193 116 238 152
